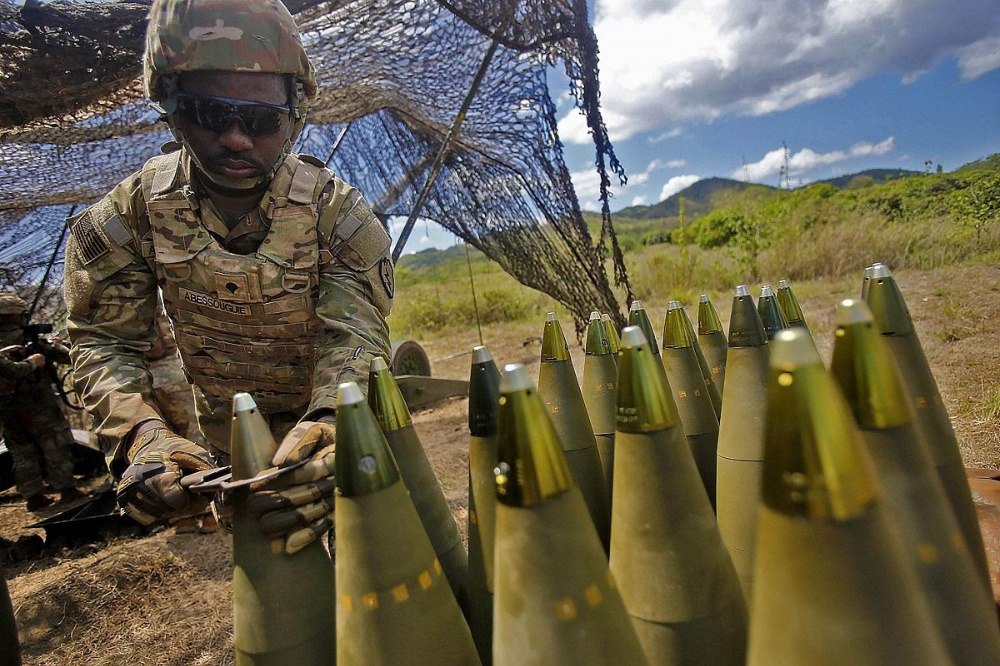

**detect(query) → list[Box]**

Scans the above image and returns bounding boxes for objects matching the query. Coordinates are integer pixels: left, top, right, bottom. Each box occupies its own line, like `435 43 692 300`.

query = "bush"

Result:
950 172 1000 247
688 209 744 248
641 229 673 246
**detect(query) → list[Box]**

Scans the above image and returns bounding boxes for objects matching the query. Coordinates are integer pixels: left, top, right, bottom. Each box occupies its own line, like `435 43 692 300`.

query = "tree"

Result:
950 173 1000 247
689 209 771 281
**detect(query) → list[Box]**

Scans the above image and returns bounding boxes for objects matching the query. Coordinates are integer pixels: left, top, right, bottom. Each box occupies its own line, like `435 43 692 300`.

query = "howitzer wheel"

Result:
391 340 432 377
59 367 85 410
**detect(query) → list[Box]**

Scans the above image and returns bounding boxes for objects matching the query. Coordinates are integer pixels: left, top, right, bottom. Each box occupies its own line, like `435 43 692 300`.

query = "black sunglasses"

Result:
174 93 291 137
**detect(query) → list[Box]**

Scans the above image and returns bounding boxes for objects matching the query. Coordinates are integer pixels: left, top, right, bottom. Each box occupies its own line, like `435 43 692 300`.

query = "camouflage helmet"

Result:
0 293 28 316
143 0 317 104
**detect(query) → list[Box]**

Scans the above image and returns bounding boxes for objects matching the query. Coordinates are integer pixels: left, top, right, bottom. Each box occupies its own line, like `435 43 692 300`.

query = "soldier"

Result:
0 293 82 511
63 0 393 551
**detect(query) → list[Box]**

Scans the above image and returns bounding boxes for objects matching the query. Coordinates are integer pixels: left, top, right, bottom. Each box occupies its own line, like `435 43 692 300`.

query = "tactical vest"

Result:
140 152 331 414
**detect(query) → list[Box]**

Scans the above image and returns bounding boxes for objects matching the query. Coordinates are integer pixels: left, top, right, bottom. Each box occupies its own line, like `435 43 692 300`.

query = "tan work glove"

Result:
116 423 215 526
247 419 337 555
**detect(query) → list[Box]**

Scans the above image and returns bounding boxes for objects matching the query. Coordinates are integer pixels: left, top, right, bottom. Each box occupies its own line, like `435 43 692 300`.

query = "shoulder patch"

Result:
379 257 395 298
336 195 376 242
103 214 134 248
335 212 390 272
68 197 139 280
70 208 111 266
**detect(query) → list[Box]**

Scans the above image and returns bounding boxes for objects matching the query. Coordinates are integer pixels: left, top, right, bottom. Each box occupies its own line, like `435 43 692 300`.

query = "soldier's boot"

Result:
199 512 220 534
59 487 86 503
8 434 47 501
173 516 202 534
37 432 78 494
26 494 53 512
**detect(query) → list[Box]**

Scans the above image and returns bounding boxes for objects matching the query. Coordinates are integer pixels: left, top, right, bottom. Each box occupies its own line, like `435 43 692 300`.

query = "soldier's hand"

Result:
38 337 71 363
248 419 336 555
27 353 45 369
117 425 214 526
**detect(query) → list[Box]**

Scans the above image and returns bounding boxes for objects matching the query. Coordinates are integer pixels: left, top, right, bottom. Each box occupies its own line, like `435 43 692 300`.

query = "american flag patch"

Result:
72 210 111 265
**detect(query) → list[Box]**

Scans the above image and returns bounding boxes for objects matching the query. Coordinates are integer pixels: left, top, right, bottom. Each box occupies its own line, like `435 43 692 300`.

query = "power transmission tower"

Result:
778 141 791 189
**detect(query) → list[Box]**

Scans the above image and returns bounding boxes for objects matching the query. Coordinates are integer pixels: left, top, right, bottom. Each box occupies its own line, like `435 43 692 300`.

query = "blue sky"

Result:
559 0 1000 211
401 0 1000 251
11 1 996 253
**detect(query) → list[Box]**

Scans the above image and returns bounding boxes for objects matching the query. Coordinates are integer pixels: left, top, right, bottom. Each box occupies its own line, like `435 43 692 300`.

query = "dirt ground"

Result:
2 263 998 665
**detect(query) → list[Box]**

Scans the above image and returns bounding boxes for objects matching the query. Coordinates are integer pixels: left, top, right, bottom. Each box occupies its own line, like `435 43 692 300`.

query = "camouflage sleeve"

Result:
0 355 38 382
306 178 393 418
63 174 164 460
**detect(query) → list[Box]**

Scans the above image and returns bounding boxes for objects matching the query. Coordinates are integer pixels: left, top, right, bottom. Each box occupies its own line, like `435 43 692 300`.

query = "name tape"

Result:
179 288 251 317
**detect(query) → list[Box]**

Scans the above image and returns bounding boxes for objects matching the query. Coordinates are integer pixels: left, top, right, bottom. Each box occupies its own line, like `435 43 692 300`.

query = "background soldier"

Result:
64 0 393 550
0 293 82 511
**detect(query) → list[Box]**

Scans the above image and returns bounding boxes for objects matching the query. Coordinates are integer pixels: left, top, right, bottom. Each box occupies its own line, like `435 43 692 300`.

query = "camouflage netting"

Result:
0 0 630 330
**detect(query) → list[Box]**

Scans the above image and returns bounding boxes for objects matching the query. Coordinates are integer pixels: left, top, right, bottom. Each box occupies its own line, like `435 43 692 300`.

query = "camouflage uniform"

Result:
63 0 393 473
64 149 394 464
0 298 77 500
144 313 198 442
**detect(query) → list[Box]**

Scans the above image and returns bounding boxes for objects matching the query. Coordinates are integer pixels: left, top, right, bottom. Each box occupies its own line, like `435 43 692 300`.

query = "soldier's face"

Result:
174 71 293 183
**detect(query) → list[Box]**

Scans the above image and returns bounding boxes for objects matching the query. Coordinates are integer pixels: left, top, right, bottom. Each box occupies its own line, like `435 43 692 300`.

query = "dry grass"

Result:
11 532 234 666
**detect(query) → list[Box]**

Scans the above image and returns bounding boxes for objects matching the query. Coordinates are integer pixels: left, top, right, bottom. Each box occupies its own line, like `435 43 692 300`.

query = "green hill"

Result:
815 168 921 189
615 177 774 220
402 155 1000 278
613 169 925 221
955 153 1000 174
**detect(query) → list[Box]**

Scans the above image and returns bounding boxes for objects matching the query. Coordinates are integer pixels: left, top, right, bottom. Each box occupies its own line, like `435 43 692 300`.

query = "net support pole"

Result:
324 122 353 166
28 203 75 321
464 240 484 346
375 151 436 214
391 2 518 263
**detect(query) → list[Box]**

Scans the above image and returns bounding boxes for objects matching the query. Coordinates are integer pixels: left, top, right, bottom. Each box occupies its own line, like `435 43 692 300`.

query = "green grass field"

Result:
390 156 1000 341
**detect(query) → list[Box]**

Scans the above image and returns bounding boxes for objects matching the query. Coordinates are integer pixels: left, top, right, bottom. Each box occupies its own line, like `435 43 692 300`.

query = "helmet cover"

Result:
0 293 28 316
144 0 317 104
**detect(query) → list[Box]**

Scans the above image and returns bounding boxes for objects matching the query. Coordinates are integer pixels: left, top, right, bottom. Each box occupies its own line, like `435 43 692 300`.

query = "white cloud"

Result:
737 137 895 181
737 148 786 182
849 136 895 157
956 36 1000 80
649 127 684 143
558 0 1000 143
570 166 602 211
631 195 648 206
560 112 591 145
628 158 683 185
555 90 574 106
559 105 631 144
659 175 701 201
